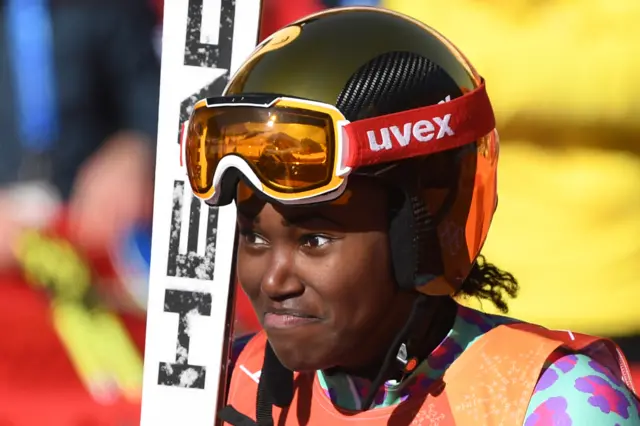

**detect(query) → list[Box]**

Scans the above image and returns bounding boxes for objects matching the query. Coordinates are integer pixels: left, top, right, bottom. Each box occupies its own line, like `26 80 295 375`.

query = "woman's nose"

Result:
260 248 304 301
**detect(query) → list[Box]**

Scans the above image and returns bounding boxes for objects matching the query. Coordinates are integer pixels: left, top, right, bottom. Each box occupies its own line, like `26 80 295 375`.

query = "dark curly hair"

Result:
455 255 519 313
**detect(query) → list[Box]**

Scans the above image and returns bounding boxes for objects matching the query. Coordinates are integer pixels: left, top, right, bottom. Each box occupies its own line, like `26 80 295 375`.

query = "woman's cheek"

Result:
236 253 264 300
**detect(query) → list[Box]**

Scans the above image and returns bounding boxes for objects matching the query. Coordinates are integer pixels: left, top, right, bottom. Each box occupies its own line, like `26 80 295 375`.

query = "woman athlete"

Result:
180 7 640 425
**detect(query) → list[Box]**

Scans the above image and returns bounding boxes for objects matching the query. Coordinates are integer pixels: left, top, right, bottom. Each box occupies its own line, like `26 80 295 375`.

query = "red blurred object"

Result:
0 269 146 425
0 209 145 425
0 208 260 425
258 0 325 42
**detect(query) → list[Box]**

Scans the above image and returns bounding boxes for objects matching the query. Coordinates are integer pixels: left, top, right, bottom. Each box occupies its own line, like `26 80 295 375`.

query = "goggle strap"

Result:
344 80 495 169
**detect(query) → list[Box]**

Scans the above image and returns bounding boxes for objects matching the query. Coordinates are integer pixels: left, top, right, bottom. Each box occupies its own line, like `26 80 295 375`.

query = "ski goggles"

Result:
180 80 495 206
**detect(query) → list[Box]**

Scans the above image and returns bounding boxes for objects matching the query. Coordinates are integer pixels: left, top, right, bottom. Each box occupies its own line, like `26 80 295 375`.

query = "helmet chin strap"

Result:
360 294 430 409
360 293 459 409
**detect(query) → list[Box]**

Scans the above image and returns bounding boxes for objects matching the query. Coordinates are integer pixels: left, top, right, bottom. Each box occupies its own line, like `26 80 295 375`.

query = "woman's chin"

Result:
269 344 333 373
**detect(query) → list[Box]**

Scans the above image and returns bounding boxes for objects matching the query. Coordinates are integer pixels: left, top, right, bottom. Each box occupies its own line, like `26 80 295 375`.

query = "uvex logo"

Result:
367 114 454 152
367 95 454 152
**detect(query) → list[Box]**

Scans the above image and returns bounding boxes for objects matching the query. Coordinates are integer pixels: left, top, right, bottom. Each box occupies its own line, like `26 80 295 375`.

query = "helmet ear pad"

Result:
387 183 445 291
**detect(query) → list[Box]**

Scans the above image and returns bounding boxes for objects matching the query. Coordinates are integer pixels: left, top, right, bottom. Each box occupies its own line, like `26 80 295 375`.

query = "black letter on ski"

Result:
166 0 235 278
166 181 218 279
179 0 236 135
158 290 212 388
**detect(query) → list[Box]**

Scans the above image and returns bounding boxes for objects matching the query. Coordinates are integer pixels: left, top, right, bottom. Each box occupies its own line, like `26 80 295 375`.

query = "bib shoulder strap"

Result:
442 323 567 425
505 322 638 394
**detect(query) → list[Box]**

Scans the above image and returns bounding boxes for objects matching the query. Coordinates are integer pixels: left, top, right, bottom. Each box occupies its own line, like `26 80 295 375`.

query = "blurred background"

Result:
0 0 637 424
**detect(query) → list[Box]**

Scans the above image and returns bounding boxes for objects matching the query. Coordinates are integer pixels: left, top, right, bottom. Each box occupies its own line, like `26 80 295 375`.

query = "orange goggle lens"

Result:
185 103 336 198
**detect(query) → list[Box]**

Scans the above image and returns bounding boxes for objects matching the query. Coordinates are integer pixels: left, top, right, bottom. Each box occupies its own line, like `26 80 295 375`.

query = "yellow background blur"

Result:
383 0 640 336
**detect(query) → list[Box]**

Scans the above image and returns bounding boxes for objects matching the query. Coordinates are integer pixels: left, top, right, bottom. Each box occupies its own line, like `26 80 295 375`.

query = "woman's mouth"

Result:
263 312 321 329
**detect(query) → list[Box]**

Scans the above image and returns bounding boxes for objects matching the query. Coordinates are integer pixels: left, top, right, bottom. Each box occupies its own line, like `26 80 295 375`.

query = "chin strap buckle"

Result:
397 343 419 375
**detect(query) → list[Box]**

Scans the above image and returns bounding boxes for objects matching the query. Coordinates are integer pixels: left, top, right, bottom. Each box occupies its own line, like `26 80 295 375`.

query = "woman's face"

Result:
236 178 415 373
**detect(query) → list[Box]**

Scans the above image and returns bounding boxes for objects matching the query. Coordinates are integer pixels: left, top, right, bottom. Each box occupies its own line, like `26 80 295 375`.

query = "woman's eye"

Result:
241 231 268 246
301 235 332 249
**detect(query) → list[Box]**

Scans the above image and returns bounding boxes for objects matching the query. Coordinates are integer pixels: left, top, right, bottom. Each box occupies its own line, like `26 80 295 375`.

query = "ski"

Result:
140 1 262 425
